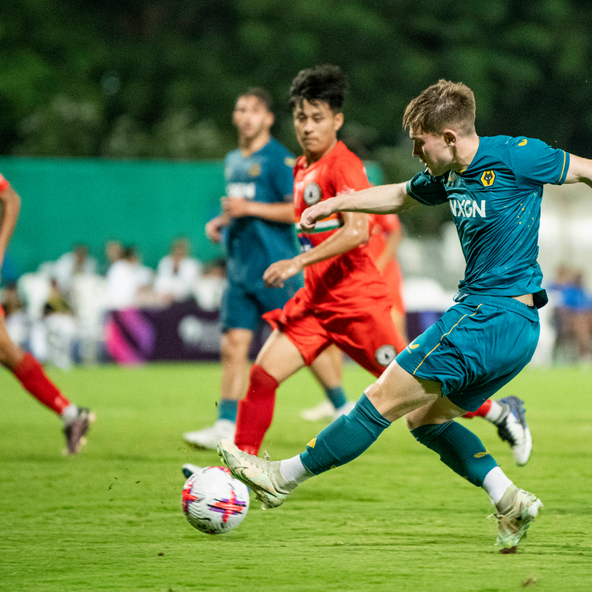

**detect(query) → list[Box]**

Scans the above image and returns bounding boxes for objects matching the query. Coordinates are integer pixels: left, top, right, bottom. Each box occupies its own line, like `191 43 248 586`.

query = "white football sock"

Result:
279 455 313 486
485 400 504 424
483 466 513 505
61 404 78 426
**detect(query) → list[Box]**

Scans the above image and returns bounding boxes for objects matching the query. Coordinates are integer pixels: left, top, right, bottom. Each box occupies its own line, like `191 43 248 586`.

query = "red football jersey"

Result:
293 141 392 311
367 214 401 261
0 173 10 193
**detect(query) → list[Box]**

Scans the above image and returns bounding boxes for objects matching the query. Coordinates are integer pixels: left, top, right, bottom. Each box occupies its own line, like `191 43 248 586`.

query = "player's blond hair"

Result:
403 80 476 136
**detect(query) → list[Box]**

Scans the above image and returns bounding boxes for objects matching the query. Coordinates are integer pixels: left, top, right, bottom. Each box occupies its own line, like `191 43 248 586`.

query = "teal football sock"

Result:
411 422 498 487
217 399 239 422
324 386 347 410
300 393 391 475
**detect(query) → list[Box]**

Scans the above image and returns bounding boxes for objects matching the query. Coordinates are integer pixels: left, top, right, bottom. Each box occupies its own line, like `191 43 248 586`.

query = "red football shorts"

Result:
263 291 406 378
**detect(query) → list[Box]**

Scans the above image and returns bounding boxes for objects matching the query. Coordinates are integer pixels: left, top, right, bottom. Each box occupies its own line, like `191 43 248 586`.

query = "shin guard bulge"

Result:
300 394 391 475
412 421 498 487
234 364 279 455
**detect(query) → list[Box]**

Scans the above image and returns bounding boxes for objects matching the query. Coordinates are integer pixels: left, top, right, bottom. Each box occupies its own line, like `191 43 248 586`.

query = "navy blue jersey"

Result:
224 138 299 288
407 136 570 308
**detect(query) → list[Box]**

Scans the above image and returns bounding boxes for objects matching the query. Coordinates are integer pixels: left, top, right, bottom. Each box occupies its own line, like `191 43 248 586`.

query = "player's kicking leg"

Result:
218 360 542 550
464 397 532 465
0 314 93 454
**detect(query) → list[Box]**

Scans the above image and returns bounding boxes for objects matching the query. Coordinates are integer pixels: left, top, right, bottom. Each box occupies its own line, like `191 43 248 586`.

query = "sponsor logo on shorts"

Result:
474 451 490 458
518 139 528 146
307 438 317 449
375 344 396 367
303 182 322 205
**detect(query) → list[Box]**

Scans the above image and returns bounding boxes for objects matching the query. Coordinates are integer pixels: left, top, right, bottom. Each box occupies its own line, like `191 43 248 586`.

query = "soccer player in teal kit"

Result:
218 79 592 550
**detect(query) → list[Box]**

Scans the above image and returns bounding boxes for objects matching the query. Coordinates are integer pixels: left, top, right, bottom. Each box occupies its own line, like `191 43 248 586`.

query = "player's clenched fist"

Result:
300 200 334 232
205 216 226 243
263 258 304 288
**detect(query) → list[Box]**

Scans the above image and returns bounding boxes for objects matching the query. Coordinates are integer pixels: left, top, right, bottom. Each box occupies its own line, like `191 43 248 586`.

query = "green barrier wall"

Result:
0 157 382 275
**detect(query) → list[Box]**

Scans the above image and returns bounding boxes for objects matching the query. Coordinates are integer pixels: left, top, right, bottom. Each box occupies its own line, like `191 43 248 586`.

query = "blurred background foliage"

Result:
1 0 591 232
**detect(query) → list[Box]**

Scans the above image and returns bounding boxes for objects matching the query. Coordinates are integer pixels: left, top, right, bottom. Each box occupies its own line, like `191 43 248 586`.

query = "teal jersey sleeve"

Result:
271 151 296 203
509 137 570 187
406 171 449 206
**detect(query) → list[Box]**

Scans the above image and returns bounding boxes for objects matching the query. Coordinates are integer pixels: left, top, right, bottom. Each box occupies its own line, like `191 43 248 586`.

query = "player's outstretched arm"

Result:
300 182 411 232
263 211 369 288
564 155 592 188
0 185 21 272
222 197 295 223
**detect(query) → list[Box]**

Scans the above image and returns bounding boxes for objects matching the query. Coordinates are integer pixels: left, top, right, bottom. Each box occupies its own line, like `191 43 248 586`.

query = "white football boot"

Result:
332 400 355 421
301 400 355 422
495 396 532 466
217 439 295 509
301 400 334 422
183 419 235 450
492 484 543 550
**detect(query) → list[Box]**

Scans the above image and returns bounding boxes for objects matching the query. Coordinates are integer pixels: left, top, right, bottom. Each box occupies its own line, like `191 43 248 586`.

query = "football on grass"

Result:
182 466 250 534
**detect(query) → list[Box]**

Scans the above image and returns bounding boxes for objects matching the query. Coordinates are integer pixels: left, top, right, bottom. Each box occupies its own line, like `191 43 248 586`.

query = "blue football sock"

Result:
300 394 391 475
217 399 238 423
324 386 347 410
411 422 498 487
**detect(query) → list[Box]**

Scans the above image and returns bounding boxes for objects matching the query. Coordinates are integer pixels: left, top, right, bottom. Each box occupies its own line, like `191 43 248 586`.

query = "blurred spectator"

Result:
549 266 592 362
102 239 124 274
154 238 202 303
30 278 77 370
106 246 154 309
194 258 226 311
2 283 28 349
53 244 97 295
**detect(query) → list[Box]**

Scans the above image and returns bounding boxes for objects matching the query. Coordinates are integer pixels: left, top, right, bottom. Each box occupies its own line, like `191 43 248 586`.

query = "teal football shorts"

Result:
396 295 540 412
220 275 302 333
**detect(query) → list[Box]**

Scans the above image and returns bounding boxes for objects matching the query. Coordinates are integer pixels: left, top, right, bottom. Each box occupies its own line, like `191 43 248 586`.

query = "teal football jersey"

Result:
406 136 570 308
224 138 299 288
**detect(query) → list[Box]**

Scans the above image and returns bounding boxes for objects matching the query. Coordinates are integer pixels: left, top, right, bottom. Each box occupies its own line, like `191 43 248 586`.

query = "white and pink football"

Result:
181 466 250 535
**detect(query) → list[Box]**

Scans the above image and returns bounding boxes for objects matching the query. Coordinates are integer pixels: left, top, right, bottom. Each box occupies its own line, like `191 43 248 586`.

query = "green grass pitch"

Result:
1 362 591 591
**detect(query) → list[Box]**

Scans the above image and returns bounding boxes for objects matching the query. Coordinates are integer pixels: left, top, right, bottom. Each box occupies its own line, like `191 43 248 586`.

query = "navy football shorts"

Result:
220 276 302 333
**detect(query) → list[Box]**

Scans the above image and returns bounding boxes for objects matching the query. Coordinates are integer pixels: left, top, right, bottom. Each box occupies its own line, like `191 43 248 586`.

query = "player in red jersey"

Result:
230 65 407 456
367 213 407 341
0 173 92 454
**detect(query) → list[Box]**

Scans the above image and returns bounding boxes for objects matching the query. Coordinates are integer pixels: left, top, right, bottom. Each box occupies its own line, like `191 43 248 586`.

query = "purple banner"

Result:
106 301 269 364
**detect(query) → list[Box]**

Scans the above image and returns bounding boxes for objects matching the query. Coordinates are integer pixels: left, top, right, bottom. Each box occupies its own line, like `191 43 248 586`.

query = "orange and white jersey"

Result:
367 214 401 260
293 141 391 311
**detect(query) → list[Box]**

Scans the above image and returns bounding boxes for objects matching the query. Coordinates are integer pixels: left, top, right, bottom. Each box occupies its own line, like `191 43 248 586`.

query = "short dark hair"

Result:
237 87 274 112
289 64 348 113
